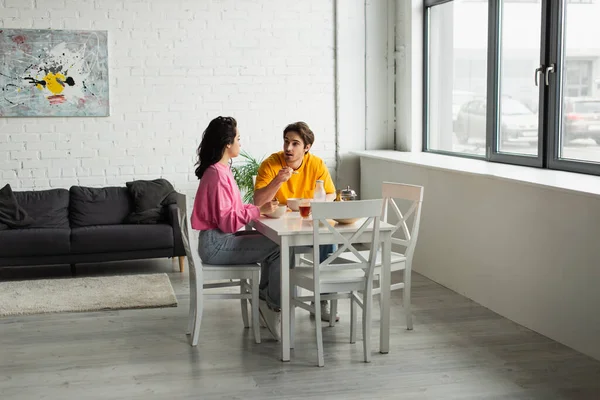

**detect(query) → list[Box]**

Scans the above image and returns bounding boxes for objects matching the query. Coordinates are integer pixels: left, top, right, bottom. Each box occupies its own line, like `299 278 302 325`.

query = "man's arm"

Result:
253 180 283 207
253 167 293 206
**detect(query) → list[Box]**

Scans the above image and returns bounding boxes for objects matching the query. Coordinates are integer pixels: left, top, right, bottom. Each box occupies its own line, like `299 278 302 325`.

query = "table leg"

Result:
380 234 391 354
280 237 291 362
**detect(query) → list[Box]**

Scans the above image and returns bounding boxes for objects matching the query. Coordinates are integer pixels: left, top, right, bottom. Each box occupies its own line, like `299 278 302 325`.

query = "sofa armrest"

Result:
167 199 186 257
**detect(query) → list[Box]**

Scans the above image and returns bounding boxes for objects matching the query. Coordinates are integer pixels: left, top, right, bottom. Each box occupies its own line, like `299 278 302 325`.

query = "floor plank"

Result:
1 259 599 400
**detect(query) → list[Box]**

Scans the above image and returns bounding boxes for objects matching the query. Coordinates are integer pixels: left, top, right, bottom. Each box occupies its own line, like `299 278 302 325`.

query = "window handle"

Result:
545 64 555 86
534 65 544 87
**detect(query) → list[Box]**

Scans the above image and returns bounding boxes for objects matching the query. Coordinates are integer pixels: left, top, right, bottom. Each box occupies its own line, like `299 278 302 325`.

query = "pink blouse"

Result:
191 162 260 233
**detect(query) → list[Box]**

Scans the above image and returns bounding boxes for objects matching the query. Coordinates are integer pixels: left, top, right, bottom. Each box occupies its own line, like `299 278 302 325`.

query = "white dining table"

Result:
251 211 394 362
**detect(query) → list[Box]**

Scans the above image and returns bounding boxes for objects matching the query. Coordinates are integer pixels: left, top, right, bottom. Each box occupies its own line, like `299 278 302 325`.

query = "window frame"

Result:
423 0 600 176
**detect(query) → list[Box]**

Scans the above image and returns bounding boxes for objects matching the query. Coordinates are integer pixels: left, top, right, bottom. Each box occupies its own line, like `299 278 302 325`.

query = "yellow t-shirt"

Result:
254 151 336 205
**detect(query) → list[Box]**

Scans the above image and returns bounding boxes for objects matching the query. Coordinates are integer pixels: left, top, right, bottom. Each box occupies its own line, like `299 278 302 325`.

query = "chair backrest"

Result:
173 192 202 276
381 182 424 264
310 199 383 289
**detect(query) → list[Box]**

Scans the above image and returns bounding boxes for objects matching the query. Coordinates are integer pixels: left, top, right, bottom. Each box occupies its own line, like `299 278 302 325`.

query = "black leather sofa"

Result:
0 185 186 272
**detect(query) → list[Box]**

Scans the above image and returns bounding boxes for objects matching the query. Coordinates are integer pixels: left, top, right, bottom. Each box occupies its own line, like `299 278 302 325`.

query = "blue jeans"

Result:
197 229 281 309
319 244 336 264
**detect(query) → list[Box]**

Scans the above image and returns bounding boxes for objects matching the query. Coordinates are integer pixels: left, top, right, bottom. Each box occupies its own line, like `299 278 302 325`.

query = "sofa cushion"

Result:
69 186 133 228
0 184 34 228
13 189 70 229
71 224 174 254
124 179 177 224
0 228 70 257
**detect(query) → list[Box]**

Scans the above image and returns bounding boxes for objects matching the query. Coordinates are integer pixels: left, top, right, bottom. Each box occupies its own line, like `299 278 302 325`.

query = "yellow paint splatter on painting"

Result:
43 72 66 95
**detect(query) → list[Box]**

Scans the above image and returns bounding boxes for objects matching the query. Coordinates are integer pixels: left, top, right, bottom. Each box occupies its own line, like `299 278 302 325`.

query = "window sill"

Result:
352 150 600 199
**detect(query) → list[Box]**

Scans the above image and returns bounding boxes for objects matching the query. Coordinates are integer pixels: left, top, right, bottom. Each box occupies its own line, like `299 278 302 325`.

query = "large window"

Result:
424 0 600 175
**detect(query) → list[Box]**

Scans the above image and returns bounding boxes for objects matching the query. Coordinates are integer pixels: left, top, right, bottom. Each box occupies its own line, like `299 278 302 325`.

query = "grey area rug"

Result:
0 273 178 317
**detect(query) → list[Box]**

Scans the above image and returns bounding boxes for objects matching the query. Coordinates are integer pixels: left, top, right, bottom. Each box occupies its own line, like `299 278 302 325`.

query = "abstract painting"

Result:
0 29 109 117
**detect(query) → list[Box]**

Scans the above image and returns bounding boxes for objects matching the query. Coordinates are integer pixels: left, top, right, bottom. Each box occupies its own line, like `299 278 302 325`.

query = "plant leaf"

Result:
232 150 264 204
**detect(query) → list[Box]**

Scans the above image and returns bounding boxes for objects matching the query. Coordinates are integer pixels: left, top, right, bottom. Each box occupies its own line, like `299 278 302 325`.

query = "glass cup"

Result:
298 199 312 218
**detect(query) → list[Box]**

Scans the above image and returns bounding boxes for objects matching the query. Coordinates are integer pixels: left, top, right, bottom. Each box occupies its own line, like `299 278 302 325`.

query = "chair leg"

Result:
314 294 324 367
187 274 196 336
350 293 357 344
191 269 203 347
251 271 261 344
363 290 372 363
178 256 185 273
187 258 198 337
404 267 413 330
290 284 296 349
329 299 337 327
240 279 250 329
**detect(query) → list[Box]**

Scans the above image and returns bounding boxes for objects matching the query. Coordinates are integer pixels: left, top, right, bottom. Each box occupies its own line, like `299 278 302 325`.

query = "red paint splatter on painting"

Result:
47 95 66 105
12 35 25 44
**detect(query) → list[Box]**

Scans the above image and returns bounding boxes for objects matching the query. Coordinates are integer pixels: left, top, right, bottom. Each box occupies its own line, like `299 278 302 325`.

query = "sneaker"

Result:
259 299 281 341
311 300 340 322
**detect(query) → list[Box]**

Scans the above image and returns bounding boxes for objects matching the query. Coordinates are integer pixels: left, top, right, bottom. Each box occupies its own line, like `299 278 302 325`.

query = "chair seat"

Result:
202 263 261 271
291 266 367 293
202 263 261 280
337 250 406 271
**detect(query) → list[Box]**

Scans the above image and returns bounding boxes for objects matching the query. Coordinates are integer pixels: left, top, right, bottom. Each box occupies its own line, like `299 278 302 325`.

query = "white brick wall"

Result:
0 0 336 197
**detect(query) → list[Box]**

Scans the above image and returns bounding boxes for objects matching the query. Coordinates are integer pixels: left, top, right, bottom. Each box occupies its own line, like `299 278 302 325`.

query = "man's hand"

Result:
254 169 291 207
275 167 294 184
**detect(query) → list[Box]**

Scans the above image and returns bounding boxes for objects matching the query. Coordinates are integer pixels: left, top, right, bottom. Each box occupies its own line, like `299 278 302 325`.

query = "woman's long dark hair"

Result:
195 116 237 179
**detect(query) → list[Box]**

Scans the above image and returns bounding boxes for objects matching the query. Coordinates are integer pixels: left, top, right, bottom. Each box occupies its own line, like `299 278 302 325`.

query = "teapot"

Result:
336 185 358 201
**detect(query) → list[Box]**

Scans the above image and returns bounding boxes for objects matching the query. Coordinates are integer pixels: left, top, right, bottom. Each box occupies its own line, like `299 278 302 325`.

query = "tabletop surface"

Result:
253 211 395 236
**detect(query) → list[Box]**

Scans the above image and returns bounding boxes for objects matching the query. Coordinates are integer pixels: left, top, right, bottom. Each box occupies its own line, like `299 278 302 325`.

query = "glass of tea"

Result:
298 199 312 218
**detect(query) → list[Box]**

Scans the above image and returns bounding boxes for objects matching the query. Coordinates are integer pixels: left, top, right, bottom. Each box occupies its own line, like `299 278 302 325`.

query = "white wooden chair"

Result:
289 199 383 367
185 232 262 346
338 182 424 330
175 193 262 347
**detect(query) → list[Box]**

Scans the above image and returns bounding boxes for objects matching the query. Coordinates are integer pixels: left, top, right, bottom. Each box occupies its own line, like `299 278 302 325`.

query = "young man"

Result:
254 122 339 324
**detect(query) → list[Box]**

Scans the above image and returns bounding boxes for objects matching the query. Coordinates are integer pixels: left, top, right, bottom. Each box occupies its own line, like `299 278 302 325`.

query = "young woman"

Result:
191 116 282 340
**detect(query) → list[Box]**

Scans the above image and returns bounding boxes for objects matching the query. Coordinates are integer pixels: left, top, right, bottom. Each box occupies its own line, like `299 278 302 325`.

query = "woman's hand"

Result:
259 199 279 215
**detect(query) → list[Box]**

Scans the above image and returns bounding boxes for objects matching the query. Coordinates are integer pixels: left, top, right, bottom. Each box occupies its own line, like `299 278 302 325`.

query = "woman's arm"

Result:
203 171 260 233
216 188 260 233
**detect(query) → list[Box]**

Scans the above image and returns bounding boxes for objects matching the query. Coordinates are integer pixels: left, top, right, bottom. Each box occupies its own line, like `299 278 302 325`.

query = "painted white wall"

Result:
334 0 366 193
360 155 600 361
335 0 395 194
0 0 336 198
395 0 423 152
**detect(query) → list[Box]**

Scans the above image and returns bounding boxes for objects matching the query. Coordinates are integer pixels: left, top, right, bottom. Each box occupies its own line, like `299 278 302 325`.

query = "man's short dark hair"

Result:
283 121 314 147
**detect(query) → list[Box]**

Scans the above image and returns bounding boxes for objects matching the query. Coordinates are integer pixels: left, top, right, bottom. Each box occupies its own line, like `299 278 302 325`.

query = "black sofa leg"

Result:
70 264 76 276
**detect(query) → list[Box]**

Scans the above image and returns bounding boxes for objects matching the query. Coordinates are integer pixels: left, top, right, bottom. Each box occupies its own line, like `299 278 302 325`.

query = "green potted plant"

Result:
232 150 264 204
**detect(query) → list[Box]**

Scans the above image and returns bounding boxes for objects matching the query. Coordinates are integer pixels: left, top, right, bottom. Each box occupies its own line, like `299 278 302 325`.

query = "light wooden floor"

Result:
1 258 599 400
